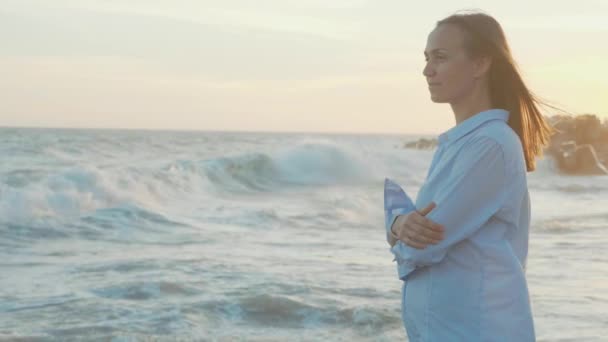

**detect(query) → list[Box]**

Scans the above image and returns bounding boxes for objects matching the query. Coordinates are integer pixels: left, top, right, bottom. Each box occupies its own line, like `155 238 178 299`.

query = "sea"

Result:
0 127 606 341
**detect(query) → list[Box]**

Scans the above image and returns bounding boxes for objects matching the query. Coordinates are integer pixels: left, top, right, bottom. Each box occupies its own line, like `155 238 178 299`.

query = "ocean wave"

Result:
1 166 143 222
0 163 190 244
533 213 608 233
202 293 400 330
1 294 80 313
1 142 375 226
201 142 375 193
0 162 193 226
3 169 48 188
91 281 199 301
0 204 188 245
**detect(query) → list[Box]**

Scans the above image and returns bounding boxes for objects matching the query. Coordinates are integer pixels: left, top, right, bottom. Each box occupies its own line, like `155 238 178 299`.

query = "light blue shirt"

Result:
384 109 535 341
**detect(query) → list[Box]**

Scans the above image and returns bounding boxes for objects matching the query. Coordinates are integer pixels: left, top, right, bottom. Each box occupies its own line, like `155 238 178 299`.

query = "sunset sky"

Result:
1 0 607 134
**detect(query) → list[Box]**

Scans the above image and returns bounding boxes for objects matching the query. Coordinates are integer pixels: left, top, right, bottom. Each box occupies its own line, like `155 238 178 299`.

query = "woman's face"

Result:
423 24 482 104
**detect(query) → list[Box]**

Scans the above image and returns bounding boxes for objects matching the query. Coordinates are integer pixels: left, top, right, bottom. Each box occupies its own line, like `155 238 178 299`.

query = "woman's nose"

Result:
422 62 434 77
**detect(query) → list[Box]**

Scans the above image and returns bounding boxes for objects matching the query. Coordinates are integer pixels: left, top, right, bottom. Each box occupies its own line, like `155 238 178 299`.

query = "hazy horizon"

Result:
1 0 607 134
0 124 433 136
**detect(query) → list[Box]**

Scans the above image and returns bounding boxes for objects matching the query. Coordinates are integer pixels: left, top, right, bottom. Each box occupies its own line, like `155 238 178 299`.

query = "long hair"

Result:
437 11 556 172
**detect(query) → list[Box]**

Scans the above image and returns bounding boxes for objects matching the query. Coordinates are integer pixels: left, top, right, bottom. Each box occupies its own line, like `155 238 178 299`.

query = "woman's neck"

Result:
449 82 493 125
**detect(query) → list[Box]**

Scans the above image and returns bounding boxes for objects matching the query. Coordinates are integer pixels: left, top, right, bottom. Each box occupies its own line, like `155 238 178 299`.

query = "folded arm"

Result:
391 136 511 278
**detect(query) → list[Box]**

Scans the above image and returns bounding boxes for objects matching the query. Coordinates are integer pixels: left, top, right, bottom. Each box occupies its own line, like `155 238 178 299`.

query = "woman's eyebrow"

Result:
424 48 448 56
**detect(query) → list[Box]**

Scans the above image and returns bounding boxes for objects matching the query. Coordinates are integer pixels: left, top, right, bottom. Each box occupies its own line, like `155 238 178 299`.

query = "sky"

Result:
1 0 607 134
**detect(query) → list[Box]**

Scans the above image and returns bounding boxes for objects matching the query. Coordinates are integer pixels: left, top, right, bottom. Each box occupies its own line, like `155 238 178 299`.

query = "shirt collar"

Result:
438 108 509 145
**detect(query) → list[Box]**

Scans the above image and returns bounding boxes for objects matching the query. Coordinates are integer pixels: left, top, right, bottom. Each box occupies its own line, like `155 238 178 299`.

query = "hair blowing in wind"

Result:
437 12 557 172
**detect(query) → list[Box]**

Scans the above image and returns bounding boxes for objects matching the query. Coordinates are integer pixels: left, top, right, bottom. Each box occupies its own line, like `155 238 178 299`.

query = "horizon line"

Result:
0 125 439 136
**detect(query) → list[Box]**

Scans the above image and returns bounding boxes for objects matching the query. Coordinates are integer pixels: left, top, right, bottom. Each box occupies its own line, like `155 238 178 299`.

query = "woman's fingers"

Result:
411 213 445 233
394 206 446 249
415 202 444 232
417 202 436 216
406 223 443 245
400 234 427 249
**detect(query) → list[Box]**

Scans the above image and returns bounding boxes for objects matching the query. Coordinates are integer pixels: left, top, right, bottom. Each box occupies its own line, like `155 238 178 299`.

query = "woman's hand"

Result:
390 202 445 249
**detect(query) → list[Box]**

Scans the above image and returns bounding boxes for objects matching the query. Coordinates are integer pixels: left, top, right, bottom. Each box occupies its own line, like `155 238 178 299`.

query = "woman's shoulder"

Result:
472 120 521 151
473 121 526 172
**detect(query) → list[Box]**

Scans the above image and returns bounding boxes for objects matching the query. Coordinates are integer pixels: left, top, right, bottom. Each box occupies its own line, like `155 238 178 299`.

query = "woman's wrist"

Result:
388 217 401 246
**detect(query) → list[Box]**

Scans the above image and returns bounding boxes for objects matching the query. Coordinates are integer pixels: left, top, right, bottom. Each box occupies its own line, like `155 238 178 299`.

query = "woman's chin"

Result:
429 93 449 103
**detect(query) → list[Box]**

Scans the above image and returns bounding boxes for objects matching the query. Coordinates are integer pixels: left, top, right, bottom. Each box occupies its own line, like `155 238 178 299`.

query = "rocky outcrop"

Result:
546 114 608 175
403 138 438 150
552 142 608 175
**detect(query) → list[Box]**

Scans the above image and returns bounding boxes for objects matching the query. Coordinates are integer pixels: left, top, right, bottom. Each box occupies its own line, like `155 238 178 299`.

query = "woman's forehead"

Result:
425 25 466 53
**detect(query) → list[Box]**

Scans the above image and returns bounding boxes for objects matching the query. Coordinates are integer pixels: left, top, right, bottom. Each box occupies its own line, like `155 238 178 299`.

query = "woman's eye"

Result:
425 56 445 62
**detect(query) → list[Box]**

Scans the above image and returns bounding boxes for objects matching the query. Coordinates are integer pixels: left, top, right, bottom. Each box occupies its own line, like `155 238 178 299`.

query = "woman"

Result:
385 11 554 341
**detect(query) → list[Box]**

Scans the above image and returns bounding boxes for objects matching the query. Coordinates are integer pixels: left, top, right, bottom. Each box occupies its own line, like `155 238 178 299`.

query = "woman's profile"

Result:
386 11 555 341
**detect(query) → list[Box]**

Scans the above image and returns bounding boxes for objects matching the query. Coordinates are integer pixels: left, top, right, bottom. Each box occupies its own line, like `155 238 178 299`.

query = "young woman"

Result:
386 11 554 341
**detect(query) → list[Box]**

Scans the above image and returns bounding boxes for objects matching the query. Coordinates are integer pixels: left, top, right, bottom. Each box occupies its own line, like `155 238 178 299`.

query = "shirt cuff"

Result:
386 208 411 240
396 257 418 281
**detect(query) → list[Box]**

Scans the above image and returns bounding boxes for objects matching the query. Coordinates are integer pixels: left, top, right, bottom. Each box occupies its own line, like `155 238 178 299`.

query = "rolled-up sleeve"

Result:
383 178 416 243
391 136 511 279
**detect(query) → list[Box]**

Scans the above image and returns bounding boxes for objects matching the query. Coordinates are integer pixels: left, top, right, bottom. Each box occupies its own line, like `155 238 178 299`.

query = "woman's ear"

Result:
473 56 492 79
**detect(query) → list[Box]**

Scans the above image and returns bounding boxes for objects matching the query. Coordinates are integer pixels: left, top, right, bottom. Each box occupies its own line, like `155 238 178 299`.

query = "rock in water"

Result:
556 143 608 175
